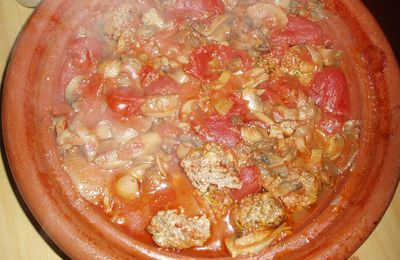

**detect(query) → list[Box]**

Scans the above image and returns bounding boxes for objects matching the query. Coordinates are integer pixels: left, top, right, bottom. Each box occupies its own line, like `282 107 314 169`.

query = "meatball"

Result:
270 171 321 209
181 143 242 193
141 8 166 29
101 5 135 40
232 192 286 235
147 210 211 249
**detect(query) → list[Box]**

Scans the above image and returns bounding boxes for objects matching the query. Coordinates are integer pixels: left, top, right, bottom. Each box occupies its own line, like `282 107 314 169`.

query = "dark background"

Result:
363 0 399 61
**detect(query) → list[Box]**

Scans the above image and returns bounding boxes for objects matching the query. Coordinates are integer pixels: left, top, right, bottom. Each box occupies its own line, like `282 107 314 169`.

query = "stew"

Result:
53 0 360 257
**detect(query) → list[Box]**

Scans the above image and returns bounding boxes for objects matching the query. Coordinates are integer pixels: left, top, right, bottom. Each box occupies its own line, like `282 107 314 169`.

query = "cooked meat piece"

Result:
270 171 321 209
102 5 135 40
137 8 170 38
141 8 166 29
181 143 242 193
232 192 286 235
147 210 211 249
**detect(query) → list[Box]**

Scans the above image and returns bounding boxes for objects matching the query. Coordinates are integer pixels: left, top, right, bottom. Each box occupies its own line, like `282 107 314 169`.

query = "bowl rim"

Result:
2 0 399 259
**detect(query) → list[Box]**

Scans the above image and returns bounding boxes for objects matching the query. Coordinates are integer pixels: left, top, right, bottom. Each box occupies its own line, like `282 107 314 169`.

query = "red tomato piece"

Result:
106 88 145 117
139 65 160 88
194 114 242 147
81 73 104 98
260 79 303 108
227 96 249 117
185 43 252 81
165 0 225 22
260 84 283 105
271 16 324 47
146 76 180 96
230 166 262 201
310 67 350 117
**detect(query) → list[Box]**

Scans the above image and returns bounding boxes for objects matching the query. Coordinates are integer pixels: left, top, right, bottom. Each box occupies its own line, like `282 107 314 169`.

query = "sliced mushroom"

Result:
274 0 291 9
95 120 113 140
140 95 180 117
180 99 198 120
242 67 269 88
168 68 189 84
212 70 231 89
53 115 67 137
94 150 132 170
126 158 155 179
62 147 112 204
319 48 342 66
222 0 238 10
214 97 234 115
305 45 323 66
254 112 275 125
242 87 264 112
325 134 345 160
225 225 291 257
65 75 84 104
192 14 235 42
241 127 263 144
113 128 138 145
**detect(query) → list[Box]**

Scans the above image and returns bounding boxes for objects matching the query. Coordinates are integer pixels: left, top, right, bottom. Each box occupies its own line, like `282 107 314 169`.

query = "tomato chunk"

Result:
260 78 304 108
106 88 145 117
81 73 104 98
139 65 160 88
310 67 350 117
185 43 252 81
271 16 324 47
193 114 241 147
146 76 180 96
230 166 262 201
227 96 249 117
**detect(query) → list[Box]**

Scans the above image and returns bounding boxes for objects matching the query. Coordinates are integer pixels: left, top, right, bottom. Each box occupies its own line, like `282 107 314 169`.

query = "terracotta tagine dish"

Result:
2 0 399 259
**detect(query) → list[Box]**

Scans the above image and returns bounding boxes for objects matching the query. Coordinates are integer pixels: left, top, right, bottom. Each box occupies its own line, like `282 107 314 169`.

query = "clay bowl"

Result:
2 0 399 259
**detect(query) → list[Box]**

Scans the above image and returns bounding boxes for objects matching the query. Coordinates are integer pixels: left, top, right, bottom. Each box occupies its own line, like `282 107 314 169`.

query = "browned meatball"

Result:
270 171 321 209
147 210 211 249
181 143 242 193
232 192 286 235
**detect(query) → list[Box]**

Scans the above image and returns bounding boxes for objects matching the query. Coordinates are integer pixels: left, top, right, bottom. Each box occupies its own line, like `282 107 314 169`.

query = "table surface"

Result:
0 1 399 259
